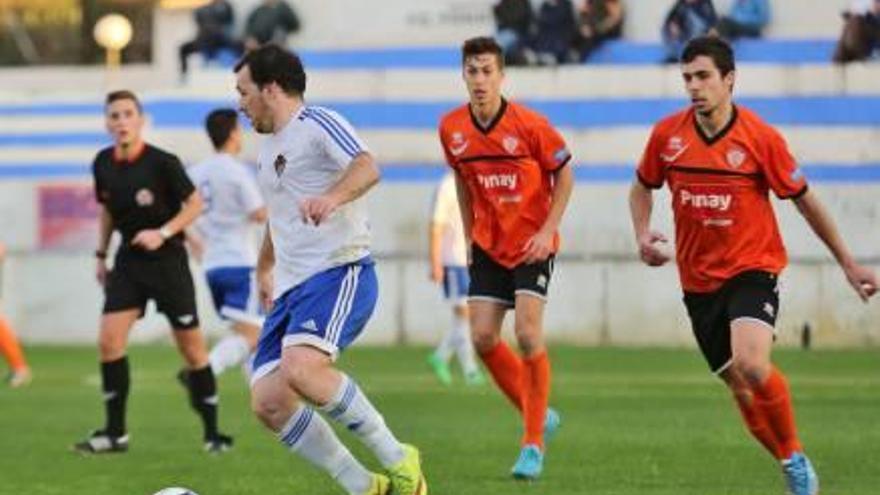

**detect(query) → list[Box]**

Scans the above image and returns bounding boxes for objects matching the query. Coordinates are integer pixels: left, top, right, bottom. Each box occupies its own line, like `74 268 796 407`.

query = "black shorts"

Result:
683 270 779 375
468 243 555 307
103 249 200 330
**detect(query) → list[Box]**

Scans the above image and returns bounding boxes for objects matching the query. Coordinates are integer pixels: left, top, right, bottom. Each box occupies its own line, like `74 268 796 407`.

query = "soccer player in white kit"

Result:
426 172 484 386
234 45 427 495
187 108 267 378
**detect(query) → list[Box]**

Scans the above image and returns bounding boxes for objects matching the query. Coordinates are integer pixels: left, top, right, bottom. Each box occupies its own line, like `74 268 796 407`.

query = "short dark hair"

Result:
205 108 238 150
234 44 306 95
681 36 736 76
105 90 142 113
462 36 504 70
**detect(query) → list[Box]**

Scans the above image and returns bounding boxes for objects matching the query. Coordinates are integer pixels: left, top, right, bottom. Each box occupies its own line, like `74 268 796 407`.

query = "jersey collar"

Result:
693 104 738 146
469 97 508 135
112 140 146 165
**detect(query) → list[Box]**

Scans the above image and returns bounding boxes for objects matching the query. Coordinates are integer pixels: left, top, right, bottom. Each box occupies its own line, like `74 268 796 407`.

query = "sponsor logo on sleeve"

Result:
449 132 469 156
661 136 690 163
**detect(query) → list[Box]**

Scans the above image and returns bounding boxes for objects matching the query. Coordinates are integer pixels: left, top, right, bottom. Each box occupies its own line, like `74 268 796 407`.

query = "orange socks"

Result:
733 389 784 459
0 315 28 371
752 367 802 459
479 342 552 449
522 351 550 448
479 341 524 412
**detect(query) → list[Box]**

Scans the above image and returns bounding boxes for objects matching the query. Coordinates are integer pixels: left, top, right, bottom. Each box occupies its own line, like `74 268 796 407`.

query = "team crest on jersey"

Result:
134 188 154 207
726 147 747 169
502 135 519 154
274 154 287 178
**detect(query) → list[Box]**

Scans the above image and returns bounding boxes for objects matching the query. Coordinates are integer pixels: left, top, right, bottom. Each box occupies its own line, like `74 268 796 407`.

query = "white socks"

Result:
434 311 479 375
451 313 479 376
208 334 251 375
278 405 372 495
321 374 405 468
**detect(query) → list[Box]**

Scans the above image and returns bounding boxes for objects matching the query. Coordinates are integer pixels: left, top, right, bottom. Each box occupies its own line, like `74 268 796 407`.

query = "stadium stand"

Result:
0 0 877 346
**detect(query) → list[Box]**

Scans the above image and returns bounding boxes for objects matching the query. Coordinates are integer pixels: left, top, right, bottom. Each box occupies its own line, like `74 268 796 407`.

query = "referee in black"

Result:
73 90 232 454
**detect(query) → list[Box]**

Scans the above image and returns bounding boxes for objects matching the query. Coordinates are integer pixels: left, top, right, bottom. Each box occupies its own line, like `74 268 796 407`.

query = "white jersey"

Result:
188 153 265 270
431 173 467 266
257 105 371 299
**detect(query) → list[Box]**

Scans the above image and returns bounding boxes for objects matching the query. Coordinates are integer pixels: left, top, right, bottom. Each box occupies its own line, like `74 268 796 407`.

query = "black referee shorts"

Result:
468 243 555 307
103 249 200 330
683 270 779 375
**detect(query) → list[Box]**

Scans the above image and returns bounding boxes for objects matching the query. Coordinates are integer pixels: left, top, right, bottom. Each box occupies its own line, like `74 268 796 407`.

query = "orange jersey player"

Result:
438 36 574 481
629 36 877 495
0 241 31 388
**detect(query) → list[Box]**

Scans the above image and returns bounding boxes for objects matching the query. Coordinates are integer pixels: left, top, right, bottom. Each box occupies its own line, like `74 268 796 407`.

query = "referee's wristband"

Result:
94 250 107 260
159 226 173 240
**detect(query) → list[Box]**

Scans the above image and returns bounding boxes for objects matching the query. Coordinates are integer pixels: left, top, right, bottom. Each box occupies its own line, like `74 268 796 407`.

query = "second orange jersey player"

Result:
438 36 574 480
630 36 877 495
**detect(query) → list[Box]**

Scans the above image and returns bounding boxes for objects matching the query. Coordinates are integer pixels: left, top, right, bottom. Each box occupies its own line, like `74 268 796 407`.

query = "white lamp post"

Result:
93 13 133 70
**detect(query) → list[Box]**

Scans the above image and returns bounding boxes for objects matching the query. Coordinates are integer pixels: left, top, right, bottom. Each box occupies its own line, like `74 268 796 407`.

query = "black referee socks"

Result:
101 356 130 437
187 365 220 440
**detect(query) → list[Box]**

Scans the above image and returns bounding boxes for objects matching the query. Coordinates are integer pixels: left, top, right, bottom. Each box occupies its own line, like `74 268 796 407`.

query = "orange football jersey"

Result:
439 99 572 268
637 105 808 293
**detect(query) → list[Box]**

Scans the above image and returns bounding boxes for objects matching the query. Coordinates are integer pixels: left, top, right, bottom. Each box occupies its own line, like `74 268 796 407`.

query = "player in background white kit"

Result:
234 45 427 495
427 173 484 386
187 108 267 379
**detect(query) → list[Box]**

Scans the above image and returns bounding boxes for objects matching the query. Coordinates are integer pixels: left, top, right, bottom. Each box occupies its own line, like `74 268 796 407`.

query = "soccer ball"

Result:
152 489 198 495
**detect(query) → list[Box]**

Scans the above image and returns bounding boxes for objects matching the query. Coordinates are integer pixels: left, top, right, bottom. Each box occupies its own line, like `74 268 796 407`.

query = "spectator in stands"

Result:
493 0 535 66
244 0 301 51
661 0 718 63
531 0 579 65
178 0 243 80
717 0 771 41
833 0 880 63
572 0 625 62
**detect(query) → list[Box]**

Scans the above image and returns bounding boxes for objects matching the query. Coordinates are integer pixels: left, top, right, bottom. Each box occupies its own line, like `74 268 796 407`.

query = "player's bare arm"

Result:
793 189 878 301
256 225 275 310
299 152 379 226
183 228 205 263
522 164 574 264
428 221 444 283
131 190 204 251
95 205 115 286
628 180 671 267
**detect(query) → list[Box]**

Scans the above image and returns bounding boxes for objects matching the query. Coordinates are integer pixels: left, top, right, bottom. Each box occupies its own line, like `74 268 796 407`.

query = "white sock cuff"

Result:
278 405 315 449
322 374 357 420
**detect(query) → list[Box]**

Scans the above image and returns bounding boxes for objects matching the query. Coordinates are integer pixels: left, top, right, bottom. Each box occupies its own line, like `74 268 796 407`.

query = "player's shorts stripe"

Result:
327 265 361 344
323 266 355 345
333 266 361 344
309 107 363 155
304 108 362 158
281 407 314 446
452 268 460 297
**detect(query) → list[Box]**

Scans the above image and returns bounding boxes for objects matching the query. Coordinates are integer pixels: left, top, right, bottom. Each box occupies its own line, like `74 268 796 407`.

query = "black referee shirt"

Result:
92 143 195 257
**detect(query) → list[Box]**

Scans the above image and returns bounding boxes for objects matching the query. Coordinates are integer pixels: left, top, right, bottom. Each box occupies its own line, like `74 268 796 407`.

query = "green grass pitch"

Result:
1 345 878 494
